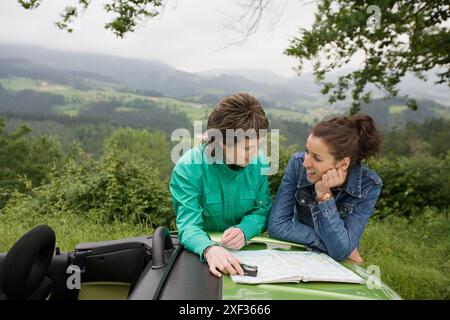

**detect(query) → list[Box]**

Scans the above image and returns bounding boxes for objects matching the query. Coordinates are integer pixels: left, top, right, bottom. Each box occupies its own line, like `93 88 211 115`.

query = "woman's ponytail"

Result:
351 114 382 161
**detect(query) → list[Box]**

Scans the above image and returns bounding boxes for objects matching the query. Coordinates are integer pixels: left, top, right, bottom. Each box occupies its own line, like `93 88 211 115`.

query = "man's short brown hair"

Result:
206 93 269 144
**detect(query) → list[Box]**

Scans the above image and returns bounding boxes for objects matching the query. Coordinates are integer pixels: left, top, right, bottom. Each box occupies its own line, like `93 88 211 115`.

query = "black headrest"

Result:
0 225 56 299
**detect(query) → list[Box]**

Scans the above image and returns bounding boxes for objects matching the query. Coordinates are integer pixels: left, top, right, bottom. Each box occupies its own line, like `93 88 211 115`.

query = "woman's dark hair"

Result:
311 114 382 166
206 93 269 145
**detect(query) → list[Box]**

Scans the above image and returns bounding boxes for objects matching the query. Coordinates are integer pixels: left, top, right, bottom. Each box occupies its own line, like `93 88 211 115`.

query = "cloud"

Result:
0 0 318 77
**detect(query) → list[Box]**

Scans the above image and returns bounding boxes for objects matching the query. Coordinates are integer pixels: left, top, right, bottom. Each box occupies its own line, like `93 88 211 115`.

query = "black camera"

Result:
240 263 258 277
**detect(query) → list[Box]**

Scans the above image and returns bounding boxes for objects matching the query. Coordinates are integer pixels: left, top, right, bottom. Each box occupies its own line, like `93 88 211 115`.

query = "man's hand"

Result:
315 167 347 199
204 245 244 277
220 227 246 250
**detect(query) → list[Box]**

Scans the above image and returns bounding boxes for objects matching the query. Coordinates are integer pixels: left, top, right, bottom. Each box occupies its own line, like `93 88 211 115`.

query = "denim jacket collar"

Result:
297 157 363 199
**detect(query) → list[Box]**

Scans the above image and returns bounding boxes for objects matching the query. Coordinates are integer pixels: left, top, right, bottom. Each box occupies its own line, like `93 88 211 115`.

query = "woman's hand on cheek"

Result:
315 167 347 197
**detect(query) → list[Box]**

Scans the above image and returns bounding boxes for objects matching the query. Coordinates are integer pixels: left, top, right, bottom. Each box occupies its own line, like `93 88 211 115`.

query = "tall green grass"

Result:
360 207 450 300
0 210 151 252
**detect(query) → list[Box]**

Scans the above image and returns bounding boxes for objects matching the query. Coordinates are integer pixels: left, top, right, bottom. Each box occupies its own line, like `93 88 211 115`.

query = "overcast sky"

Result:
0 0 325 77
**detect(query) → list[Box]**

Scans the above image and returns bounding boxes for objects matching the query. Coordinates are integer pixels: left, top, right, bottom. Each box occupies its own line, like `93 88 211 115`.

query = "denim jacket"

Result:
268 152 382 261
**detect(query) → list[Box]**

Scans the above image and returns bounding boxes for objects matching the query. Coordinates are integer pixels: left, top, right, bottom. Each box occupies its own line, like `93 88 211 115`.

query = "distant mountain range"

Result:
0 43 448 108
198 68 288 84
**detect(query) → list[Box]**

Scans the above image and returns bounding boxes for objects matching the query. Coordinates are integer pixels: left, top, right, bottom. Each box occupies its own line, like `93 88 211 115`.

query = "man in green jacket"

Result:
170 93 272 278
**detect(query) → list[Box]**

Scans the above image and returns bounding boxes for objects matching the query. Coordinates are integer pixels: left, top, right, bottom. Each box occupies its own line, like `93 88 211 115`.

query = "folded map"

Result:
230 249 365 285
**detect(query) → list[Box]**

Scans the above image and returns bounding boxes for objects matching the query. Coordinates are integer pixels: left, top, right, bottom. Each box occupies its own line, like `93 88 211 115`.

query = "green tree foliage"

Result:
0 84 65 114
18 0 163 38
382 118 450 158
104 127 173 179
72 123 118 157
368 154 450 219
4 118 119 158
268 117 312 148
81 98 192 135
3 146 175 229
285 0 449 114
268 143 298 198
0 117 62 208
359 98 445 133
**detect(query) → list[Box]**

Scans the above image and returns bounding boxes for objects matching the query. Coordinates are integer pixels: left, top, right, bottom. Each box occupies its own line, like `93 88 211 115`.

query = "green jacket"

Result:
170 143 272 260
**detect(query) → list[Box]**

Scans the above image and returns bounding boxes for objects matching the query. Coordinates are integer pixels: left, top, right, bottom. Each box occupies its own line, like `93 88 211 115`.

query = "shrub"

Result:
268 144 298 198
369 154 450 219
3 150 175 230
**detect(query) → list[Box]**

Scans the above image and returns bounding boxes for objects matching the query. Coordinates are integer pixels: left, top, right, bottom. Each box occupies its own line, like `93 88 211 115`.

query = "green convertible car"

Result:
0 225 401 300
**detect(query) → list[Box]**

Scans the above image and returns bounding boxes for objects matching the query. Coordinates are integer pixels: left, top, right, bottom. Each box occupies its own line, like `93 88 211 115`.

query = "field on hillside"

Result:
0 77 330 124
0 77 211 121
2 76 449 128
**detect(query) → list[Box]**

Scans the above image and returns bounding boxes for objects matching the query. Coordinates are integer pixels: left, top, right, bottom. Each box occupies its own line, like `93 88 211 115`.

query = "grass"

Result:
360 208 450 300
1 206 448 299
150 96 211 122
265 106 340 125
0 77 43 91
389 104 408 114
0 77 147 103
55 103 83 116
0 210 151 253
115 107 140 112
266 108 312 123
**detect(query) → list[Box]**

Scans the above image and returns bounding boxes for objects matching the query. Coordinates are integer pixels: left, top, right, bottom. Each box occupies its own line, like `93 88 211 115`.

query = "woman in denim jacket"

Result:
268 114 382 263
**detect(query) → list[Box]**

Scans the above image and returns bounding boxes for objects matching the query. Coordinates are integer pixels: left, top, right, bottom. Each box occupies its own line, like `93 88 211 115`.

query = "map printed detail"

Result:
230 250 364 285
